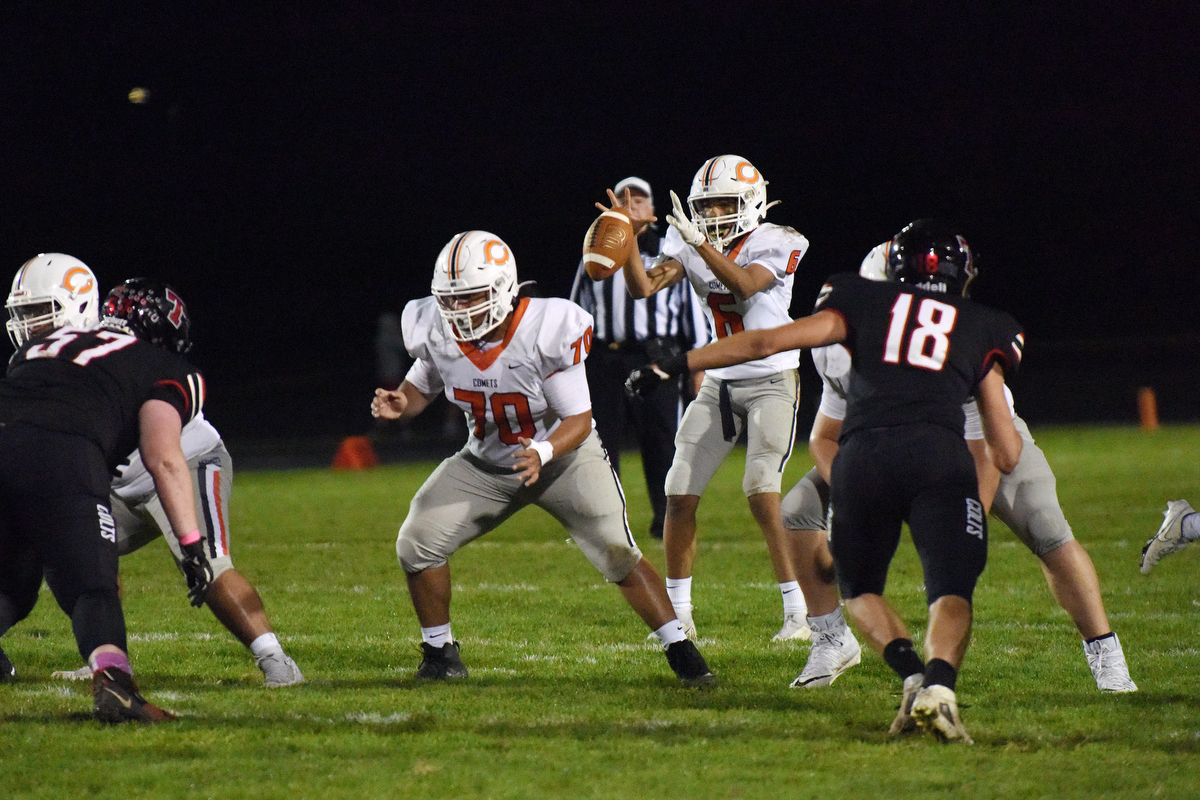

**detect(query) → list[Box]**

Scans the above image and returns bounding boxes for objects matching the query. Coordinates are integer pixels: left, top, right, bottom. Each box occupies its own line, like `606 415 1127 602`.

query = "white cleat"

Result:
1084 634 1137 693
1140 500 1195 574
911 685 973 744
772 613 812 642
789 624 861 687
258 652 306 687
888 674 924 735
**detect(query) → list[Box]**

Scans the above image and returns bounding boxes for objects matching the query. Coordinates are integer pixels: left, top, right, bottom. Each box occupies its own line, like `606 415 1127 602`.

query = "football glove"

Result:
180 541 214 608
625 351 689 399
665 190 706 248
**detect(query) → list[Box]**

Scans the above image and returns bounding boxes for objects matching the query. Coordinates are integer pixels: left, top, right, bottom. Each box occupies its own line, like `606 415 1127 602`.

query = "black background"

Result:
3 5 1197 445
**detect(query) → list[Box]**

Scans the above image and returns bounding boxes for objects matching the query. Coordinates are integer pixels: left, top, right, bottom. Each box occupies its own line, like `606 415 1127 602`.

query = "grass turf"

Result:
2 423 1198 799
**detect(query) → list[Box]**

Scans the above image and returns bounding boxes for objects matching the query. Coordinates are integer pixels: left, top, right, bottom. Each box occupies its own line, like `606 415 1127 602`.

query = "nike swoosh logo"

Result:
507 364 520 369
103 687 133 709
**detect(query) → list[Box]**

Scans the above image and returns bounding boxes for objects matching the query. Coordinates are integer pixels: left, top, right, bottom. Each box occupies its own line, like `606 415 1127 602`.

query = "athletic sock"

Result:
779 581 806 616
420 623 454 648
653 620 687 648
923 658 958 691
807 606 847 634
249 632 282 658
665 577 693 613
90 650 133 676
882 638 925 681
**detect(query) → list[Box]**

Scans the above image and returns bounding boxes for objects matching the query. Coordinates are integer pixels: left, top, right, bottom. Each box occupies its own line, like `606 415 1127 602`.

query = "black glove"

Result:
625 351 688 400
180 540 214 608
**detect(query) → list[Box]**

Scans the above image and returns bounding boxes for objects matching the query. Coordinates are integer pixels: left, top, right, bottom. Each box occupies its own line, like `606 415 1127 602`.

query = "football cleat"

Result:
789 624 861 687
665 639 716 688
1084 634 1137 693
257 652 306 688
0 644 16 683
773 613 812 642
888 674 925 735
92 667 176 723
1139 500 1195 574
414 641 468 680
911 685 973 744
51 664 94 681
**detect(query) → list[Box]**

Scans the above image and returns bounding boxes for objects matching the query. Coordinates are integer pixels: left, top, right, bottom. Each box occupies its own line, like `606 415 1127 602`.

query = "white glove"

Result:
665 190 706 248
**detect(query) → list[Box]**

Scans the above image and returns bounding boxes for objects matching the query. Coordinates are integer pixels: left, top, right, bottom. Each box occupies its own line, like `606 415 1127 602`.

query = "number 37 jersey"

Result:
402 296 594 467
814 273 1024 439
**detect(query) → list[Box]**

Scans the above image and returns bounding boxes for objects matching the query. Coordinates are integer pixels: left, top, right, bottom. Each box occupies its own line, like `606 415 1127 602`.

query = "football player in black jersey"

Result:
629 220 1024 742
0 279 212 722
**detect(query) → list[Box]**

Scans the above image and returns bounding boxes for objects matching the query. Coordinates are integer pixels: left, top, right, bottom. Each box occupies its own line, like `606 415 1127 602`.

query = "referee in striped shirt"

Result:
570 177 709 540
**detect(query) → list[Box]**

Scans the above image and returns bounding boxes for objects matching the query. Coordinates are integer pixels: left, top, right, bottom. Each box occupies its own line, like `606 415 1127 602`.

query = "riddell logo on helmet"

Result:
483 240 510 265
60 267 95 295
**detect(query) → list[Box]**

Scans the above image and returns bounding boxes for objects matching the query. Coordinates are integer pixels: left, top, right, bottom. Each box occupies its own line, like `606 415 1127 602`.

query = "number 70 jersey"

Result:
402 295 594 467
814 273 1024 440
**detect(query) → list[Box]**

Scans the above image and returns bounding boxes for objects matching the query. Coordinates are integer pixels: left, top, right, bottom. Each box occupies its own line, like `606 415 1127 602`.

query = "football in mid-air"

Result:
582 208 635 280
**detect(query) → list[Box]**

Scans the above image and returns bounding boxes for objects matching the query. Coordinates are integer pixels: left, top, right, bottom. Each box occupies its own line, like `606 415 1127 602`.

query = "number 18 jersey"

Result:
402 296 594 467
814 273 1024 439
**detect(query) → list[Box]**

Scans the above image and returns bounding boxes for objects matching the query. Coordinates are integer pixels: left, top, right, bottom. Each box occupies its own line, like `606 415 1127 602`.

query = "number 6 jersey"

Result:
402 296 594 467
814 273 1024 440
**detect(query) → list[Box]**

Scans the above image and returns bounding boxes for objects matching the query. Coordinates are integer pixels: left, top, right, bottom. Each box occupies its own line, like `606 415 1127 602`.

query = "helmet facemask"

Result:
431 231 519 342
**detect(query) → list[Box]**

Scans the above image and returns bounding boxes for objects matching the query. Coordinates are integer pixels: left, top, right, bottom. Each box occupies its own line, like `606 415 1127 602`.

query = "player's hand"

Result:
372 387 408 419
625 364 671 399
513 437 545 487
180 540 214 608
665 190 705 248
595 188 658 236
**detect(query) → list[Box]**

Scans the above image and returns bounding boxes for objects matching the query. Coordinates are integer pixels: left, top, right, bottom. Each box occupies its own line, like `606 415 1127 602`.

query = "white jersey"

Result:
814 345 1019 436
403 296 594 466
661 222 804 379
111 411 223 500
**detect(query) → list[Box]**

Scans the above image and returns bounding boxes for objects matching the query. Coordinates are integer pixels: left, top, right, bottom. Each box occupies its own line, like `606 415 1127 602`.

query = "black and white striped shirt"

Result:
569 228 709 349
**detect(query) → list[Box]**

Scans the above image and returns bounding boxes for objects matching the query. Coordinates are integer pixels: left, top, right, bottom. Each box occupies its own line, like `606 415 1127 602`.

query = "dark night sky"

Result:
2 5 1197 438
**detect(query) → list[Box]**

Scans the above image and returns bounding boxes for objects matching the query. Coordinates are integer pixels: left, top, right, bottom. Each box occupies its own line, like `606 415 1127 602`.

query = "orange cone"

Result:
1137 387 1159 431
332 436 379 470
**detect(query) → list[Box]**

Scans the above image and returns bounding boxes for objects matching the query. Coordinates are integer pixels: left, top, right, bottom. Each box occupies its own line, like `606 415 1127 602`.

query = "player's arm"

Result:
622 250 685 299
699 251 775 300
808 411 843 485
977 364 1022 474
139 398 212 606
514 411 592 488
371 380 435 421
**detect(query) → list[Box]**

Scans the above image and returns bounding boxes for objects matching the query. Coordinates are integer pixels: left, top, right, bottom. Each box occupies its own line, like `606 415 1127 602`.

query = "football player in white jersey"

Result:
370 230 714 686
616 155 810 641
783 242 1136 694
2 254 303 688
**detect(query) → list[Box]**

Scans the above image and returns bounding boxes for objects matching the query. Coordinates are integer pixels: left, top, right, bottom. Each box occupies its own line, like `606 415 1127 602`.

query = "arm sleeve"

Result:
543 361 591 418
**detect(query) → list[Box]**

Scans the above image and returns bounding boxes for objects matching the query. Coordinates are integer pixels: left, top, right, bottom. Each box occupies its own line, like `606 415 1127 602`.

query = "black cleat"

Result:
0 644 15 683
93 667 176 723
415 641 468 680
665 639 716 687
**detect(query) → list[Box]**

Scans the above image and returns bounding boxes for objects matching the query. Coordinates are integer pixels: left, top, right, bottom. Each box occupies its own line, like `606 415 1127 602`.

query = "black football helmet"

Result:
101 278 192 353
885 219 977 296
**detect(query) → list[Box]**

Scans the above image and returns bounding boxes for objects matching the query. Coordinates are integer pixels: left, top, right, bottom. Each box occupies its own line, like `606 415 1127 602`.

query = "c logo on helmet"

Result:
60 267 95 296
483 240 510 265
735 162 759 183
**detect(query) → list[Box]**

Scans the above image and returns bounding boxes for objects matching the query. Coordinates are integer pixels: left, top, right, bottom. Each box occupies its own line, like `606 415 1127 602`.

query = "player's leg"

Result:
662 377 737 636
738 370 807 634
396 453 518 679
991 420 1135 691
540 433 714 685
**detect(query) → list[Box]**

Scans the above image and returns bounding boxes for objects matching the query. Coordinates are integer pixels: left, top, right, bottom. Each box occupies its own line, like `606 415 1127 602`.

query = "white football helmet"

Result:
687 155 774 249
6 253 100 347
431 231 518 342
859 242 889 281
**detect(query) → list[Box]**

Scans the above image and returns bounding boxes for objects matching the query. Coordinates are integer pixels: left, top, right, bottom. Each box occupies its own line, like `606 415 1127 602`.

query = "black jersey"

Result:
0 324 204 471
814 273 1023 440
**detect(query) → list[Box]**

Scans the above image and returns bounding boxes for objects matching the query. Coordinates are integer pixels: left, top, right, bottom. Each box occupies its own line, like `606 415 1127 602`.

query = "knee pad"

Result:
743 450 786 496
1022 509 1074 556
781 469 828 530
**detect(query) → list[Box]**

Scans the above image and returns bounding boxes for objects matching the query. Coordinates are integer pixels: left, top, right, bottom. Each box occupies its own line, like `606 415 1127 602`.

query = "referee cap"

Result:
613 176 652 202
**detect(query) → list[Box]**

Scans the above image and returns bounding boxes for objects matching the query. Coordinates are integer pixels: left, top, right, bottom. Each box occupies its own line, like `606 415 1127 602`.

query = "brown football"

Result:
582 207 635 280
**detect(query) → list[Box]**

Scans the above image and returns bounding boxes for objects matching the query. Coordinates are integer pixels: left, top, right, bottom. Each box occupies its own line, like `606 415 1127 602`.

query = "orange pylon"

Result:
332 436 379 470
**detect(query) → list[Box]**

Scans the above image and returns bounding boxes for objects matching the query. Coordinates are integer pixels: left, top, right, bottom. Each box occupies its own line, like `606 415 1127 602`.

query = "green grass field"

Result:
3 424 1199 799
